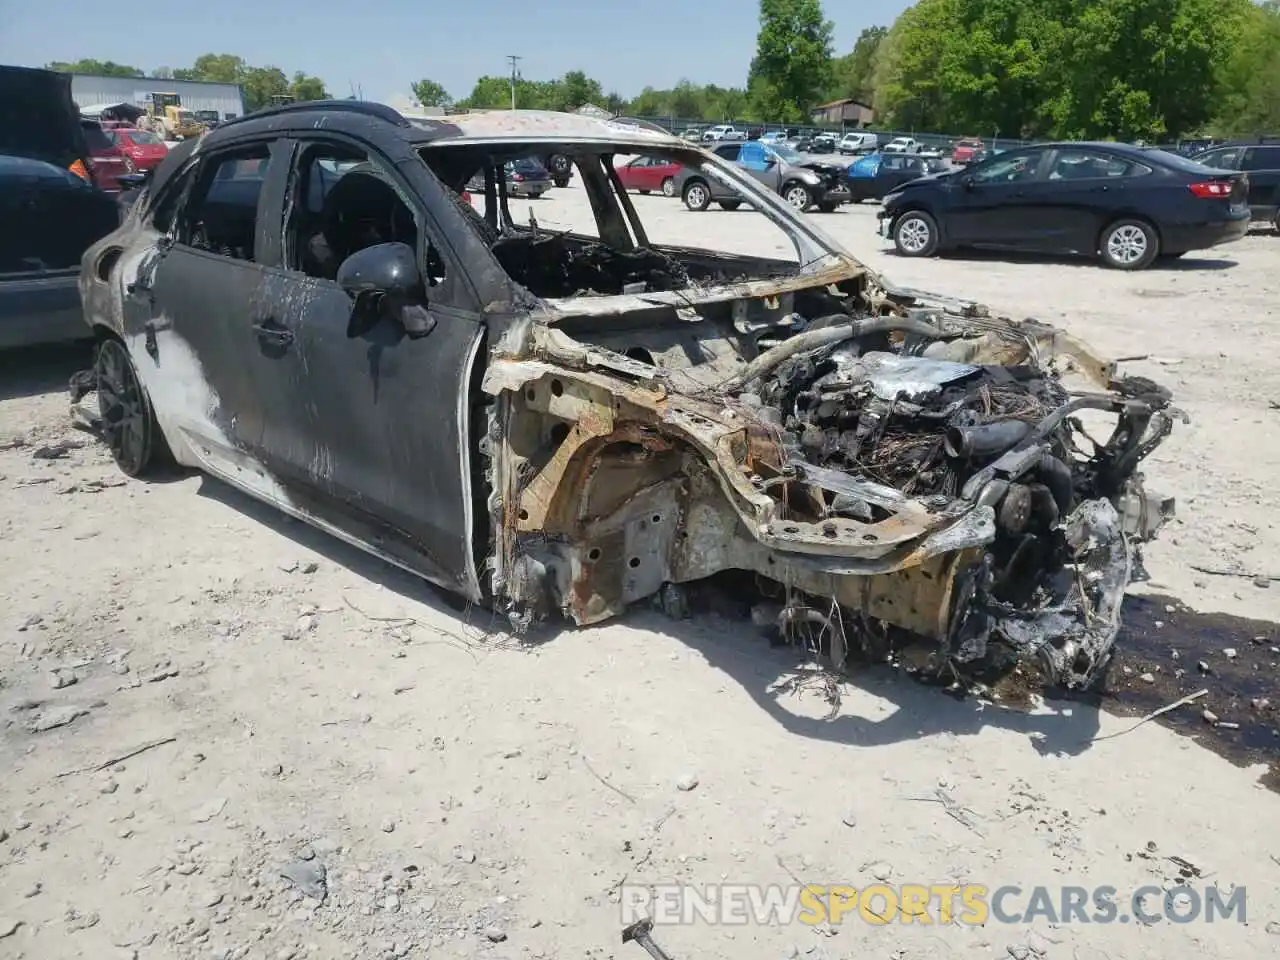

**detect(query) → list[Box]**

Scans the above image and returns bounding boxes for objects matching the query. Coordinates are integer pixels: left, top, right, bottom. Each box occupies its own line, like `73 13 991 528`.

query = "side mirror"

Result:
337 242 421 302
763 156 777 167
336 242 431 340
962 175 976 189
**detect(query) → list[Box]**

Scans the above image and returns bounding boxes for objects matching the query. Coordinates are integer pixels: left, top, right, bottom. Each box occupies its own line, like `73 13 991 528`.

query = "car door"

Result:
875 155 919 196
127 139 289 481
946 148 1050 247
710 142 743 199
1028 147 1151 253
1239 145 1280 215
738 141 780 192
248 134 486 596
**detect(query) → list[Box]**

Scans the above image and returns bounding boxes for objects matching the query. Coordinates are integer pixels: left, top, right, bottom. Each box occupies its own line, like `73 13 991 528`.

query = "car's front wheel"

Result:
782 181 813 212
683 180 712 211
661 177 675 197
95 337 170 477
1099 219 1158 270
892 210 940 257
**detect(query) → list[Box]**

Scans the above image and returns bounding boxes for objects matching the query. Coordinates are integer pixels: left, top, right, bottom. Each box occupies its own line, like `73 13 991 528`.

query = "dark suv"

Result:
1191 139 1280 230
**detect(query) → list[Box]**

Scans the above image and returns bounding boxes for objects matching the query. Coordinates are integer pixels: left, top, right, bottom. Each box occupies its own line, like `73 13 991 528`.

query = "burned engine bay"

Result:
485 270 1178 692
440 138 1177 692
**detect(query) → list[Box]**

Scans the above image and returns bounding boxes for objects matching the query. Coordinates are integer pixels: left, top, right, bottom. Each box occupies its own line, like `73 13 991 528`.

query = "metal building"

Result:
70 74 245 121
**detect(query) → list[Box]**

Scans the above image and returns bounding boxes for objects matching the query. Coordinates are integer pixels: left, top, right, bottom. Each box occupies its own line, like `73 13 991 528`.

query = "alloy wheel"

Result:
897 216 931 254
784 185 810 210
661 178 675 197
686 184 708 209
1106 224 1148 266
96 339 149 476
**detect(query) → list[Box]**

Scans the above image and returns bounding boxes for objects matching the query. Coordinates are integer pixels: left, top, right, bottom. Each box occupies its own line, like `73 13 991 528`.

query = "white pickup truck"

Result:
701 124 747 143
882 136 924 154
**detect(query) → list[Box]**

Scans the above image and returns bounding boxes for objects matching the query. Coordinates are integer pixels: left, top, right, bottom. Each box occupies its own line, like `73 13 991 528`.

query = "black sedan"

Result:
877 142 1251 269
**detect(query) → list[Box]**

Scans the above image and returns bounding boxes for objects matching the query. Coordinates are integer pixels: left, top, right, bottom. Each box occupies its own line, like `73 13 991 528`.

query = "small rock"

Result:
1007 946 1030 960
381 819 396 834
1197 660 1211 674
1139 672 1155 684
204 891 225 908
383 895 401 913
1265 920 1280 935
676 773 699 792
453 847 477 863
0 918 21 938
301 562 319 574
24 706 88 733
1254 576 1271 589
191 752 206 763
266 763 284 778
113 662 130 675
533 769 548 781
866 860 893 882
1224 648 1238 659
1252 698 1271 711
99 779 119 795
296 615 317 633
297 845 315 861
1121 665 1133 676
1202 708 1219 725
280 860 327 902
276 949 298 960
350 691 361 700
23 882 41 898
484 925 507 943
49 669 77 689
841 811 857 828
176 862 198 876
503 750 522 759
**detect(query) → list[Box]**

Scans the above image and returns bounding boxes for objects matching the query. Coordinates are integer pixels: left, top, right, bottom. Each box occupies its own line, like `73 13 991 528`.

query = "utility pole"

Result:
505 55 522 110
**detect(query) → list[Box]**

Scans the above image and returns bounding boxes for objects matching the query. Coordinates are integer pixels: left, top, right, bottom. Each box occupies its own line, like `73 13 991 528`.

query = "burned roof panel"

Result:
411 109 686 148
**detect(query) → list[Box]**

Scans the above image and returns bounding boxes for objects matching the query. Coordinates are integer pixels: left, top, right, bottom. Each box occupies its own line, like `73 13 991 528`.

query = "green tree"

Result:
828 25 887 103
555 70 604 110
290 72 329 102
1213 0 1280 135
411 78 452 108
747 0 835 121
174 53 247 84
241 66 290 111
1051 0 1253 140
46 59 143 77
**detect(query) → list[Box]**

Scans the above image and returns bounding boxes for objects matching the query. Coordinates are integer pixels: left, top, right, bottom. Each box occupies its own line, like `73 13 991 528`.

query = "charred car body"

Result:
77 103 1176 689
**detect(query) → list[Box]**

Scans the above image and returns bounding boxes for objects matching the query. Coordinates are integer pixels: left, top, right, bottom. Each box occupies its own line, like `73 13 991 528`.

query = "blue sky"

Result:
0 0 910 104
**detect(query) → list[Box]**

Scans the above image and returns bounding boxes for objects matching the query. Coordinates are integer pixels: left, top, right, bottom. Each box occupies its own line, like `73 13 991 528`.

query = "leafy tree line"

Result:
46 55 329 112
52 0 1280 138
870 0 1280 141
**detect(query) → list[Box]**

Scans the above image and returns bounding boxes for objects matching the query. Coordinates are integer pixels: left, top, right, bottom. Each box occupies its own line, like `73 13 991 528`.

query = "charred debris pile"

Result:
713 306 1178 690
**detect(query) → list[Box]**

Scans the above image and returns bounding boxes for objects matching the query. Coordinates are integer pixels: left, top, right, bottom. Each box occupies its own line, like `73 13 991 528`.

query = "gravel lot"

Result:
2 185 1278 960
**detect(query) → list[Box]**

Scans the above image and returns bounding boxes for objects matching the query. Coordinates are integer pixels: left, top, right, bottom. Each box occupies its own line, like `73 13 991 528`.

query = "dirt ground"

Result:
2 187 1279 960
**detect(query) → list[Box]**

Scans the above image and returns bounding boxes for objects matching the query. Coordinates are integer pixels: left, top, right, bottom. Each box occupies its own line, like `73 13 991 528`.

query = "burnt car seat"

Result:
306 166 416 279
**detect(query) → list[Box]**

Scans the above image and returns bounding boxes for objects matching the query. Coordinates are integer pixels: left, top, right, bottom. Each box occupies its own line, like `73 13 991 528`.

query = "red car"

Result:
78 119 130 192
107 126 168 172
951 138 984 165
615 155 684 196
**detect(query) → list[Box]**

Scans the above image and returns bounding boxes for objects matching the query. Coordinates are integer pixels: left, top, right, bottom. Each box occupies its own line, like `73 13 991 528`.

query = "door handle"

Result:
252 321 294 346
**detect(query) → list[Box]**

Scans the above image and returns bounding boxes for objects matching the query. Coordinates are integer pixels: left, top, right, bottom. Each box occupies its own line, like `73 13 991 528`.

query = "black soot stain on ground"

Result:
1102 593 1280 790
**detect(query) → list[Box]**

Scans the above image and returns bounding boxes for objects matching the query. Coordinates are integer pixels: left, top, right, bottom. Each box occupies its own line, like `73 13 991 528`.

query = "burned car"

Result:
76 102 1176 690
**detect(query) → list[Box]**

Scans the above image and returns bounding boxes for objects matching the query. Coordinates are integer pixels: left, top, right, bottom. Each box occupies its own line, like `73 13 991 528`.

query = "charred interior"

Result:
424 133 1178 692
421 143 806 300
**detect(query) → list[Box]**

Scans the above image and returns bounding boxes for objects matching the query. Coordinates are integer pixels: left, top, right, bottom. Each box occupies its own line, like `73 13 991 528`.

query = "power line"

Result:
505 55 522 110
